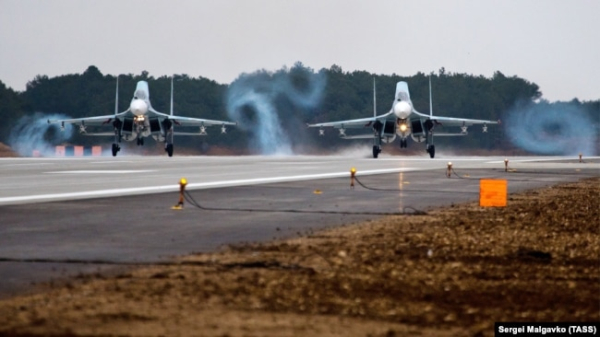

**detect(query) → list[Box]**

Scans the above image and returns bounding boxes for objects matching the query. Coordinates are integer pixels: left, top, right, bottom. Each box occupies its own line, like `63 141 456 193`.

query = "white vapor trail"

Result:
8 112 73 157
504 102 598 156
226 69 326 155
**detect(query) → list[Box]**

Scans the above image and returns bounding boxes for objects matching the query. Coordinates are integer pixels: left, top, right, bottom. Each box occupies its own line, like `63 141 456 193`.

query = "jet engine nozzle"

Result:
131 99 148 116
393 101 412 119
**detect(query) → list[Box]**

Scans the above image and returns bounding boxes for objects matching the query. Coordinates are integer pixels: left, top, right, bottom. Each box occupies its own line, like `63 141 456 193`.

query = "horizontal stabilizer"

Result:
341 134 375 140
80 132 116 136
432 132 468 137
173 132 209 136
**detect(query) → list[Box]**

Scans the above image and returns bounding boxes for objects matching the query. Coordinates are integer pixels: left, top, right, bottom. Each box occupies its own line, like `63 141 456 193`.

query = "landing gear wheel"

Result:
400 139 407 148
111 143 120 157
427 145 435 158
140 138 144 146
165 144 173 157
372 145 381 159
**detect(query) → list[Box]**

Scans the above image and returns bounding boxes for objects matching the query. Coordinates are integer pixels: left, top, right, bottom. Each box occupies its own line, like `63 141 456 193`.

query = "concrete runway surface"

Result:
0 154 598 297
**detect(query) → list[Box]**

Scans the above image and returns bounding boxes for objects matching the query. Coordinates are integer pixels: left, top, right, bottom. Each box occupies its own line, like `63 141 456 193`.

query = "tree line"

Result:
0 64 598 155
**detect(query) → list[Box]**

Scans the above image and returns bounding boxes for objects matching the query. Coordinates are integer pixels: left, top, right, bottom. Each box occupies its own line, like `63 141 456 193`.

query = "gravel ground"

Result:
0 177 598 337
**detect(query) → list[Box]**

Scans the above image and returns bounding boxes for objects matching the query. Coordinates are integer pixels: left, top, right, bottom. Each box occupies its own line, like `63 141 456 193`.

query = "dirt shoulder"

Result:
0 178 598 336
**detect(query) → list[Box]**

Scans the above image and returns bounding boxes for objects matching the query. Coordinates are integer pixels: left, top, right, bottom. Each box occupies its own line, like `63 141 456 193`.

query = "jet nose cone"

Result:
131 99 148 116
393 101 412 119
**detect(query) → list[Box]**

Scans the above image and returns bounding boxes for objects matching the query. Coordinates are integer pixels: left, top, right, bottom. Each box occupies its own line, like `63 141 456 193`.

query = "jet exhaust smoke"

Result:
504 101 598 156
8 113 74 157
226 67 326 155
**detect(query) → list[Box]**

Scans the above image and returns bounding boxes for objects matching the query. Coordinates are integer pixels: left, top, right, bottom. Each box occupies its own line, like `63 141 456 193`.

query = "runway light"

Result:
172 177 188 210
350 167 356 189
579 153 583 163
504 158 509 172
446 162 452 178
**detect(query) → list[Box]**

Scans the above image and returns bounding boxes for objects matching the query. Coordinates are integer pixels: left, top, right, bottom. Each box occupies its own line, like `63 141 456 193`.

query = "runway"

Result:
1 154 597 205
0 154 598 297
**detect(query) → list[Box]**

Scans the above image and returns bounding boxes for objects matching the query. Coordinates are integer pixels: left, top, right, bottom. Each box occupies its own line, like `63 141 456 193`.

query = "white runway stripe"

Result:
0 167 419 205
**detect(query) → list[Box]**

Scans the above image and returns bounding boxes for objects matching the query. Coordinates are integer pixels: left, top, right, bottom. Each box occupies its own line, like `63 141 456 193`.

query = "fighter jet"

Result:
48 77 236 157
308 78 499 158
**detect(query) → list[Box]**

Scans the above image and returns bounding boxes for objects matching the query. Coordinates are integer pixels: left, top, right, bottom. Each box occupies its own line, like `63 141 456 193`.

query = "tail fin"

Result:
428 76 433 117
170 77 174 116
373 77 377 117
114 76 119 116
395 82 411 104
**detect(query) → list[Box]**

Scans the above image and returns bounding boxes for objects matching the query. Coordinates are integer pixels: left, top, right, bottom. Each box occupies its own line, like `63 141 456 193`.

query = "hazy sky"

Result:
1 0 598 101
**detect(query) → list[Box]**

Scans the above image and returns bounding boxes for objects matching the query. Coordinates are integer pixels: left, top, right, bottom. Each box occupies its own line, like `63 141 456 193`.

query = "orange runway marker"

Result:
479 179 507 207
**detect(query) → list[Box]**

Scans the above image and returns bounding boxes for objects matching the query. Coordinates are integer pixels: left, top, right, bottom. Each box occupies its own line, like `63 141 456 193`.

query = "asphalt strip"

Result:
0 167 420 205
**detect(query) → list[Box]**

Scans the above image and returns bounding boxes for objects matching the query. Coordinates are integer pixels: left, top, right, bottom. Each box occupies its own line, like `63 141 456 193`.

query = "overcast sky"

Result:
1 0 598 101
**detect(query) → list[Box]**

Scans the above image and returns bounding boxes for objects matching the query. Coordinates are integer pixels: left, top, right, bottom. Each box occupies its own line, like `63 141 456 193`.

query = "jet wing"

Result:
47 110 130 126
149 109 236 127
308 111 394 129
168 115 237 127
412 110 499 126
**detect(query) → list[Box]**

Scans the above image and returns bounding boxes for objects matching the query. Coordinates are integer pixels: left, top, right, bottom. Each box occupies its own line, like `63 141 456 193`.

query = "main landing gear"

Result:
372 145 381 158
425 124 435 158
112 118 122 157
426 144 435 158
165 143 174 157
399 139 408 148
111 143 120 157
